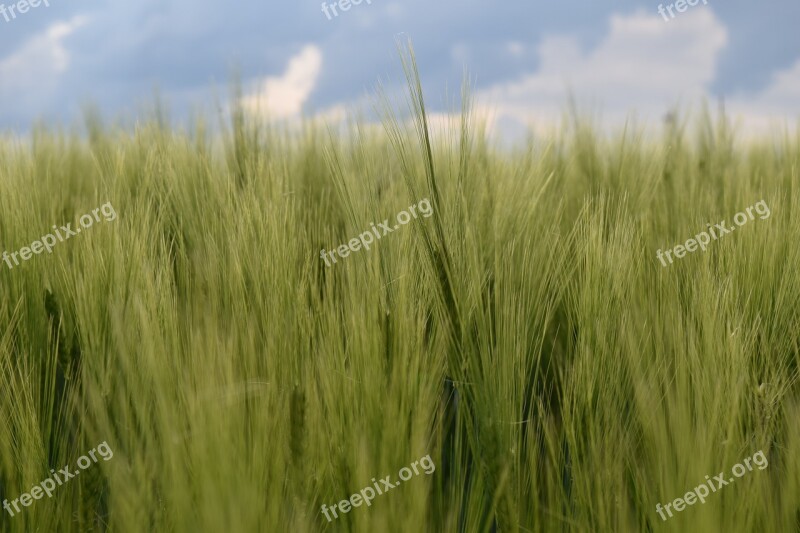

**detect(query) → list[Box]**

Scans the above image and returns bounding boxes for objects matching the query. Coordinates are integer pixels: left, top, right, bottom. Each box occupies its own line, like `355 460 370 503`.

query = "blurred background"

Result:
0 0 798 139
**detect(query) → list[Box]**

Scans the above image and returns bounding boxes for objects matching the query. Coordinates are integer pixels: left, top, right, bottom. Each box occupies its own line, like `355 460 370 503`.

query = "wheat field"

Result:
0 55 799 532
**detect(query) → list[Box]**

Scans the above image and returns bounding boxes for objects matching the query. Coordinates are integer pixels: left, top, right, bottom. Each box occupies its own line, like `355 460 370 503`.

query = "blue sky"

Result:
0 0 798 137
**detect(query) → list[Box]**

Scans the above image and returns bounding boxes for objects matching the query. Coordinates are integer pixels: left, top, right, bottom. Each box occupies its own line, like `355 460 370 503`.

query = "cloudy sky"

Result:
0 0 798 137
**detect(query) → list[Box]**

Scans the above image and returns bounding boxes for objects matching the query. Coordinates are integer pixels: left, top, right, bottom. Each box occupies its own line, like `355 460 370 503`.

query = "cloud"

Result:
250 8 799 143
242 45 323 119
0 15 88 104
725 59 800 135
475 9 729 135
471 8 800 140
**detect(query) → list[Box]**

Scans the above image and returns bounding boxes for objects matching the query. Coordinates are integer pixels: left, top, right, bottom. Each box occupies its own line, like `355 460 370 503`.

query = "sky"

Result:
0 0 798 138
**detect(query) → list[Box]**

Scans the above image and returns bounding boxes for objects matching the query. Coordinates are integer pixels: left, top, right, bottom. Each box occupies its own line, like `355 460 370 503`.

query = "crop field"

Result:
1 63 799 532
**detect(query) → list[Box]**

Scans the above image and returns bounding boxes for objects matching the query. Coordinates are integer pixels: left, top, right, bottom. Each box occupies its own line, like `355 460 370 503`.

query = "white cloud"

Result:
0 15 88 101
725 59 800 135
242 45 322 119
234 9 800 142
475 9 729 135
